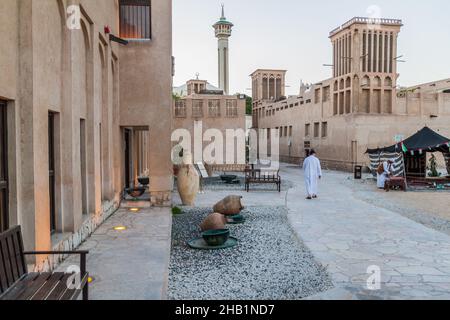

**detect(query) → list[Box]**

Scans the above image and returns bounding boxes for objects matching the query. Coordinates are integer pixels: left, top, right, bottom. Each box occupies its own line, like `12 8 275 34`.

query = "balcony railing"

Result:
226 100 238 117
208 100 221 118
174 101 187 118
192 100 204 118
329 17 403 37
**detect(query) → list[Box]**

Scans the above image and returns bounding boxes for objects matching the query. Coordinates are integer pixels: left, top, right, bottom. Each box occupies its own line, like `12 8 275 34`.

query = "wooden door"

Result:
48 113 56 234
0 102 8 232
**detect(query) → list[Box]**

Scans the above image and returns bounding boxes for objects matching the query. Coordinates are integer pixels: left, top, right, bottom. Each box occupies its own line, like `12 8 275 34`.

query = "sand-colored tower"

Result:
329 17 403 114
213 5 233 94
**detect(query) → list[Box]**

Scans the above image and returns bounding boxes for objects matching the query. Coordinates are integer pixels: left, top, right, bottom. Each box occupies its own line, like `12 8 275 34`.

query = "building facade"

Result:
173 79 247 167
252 17 450 170
173 6 245 170
0 0 173 267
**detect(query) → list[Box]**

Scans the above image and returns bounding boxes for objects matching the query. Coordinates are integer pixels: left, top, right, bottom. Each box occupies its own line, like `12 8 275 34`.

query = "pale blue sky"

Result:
173 0 450 95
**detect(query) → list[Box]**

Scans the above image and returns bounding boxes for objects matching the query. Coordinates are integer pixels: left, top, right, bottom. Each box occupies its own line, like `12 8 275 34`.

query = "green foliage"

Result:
246 96 253 115
172 93 182 101
172 206 183 215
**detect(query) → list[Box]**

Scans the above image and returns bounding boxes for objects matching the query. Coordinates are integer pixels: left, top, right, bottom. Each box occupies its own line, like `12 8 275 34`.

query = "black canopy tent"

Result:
366 127 450 178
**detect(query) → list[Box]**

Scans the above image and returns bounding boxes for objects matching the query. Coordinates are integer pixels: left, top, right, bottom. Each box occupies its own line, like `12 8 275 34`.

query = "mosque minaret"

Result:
213 5 233 94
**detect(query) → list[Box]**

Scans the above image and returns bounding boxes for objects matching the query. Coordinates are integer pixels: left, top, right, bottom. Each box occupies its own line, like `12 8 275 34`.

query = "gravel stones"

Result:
168 206 333 300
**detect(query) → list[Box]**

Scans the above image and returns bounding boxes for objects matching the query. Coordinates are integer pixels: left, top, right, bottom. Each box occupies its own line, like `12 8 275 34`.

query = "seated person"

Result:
377 160 394 190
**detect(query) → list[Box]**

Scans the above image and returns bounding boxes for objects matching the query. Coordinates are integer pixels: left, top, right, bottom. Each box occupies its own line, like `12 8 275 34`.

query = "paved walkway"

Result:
58 207 172 300
287 165 450 299
175 164 450 299
56 163 450 300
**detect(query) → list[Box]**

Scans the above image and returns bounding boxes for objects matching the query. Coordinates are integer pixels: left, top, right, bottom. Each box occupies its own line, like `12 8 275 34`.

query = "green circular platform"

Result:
227 216 246 225
187 237 238 250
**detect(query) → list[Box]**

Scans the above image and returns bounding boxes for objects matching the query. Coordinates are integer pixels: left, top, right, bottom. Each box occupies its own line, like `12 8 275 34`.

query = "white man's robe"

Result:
377 162 393 189
303 155 322 196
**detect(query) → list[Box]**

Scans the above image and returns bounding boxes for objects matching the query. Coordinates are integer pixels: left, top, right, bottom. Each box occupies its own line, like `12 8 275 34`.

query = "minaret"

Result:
213 5 233 94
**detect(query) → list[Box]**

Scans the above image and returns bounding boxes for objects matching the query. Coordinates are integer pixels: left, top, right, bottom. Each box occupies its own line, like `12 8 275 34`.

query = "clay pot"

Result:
177 151 199 206
213 195 244 216
200 213 227 232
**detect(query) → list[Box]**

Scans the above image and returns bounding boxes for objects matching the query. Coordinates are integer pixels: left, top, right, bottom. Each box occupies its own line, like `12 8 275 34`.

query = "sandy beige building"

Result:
172 6 246 170
252 17 450 170
0 0 173 266
173 79 247 167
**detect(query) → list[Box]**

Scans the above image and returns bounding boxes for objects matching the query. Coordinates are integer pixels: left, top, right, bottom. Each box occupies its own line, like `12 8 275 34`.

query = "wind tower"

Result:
213 4 233 94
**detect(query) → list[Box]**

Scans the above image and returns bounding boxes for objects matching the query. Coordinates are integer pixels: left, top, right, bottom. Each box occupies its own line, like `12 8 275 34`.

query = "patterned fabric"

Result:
368 152 405 177
444 153 450 174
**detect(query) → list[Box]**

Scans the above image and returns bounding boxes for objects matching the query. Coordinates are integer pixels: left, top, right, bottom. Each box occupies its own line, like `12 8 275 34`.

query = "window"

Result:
284 127 288 137
80 119 88 217
314 122 320 138
279 127 283 137
305 124 310 137
0 102 8 232
119 0 151 39
321 122 328 138
174 100 187 118
323 86 331 102
289 126 293 137
208 100 221 118
192 100 203 118
315 88 321 104
226 100 238 117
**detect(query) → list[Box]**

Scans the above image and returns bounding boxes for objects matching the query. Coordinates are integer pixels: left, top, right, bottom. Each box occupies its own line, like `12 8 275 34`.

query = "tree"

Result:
234 93 253 115
172 93 182 101
246 96 253 115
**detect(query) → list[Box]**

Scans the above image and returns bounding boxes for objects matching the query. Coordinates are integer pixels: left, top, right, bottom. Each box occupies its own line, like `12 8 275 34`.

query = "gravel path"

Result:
168 206 333 300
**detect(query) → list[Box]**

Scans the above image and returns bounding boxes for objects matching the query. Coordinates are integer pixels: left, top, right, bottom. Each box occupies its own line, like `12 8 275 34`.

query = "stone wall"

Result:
33 198 120 272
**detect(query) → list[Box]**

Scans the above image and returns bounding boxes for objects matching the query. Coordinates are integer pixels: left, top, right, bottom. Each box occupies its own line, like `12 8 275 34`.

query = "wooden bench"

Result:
0 226 89 300
245 169 281 192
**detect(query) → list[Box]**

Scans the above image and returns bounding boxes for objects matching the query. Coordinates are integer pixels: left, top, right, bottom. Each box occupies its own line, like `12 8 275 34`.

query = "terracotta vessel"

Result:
213 195 244 216
200 213 227 231
177 151 199 206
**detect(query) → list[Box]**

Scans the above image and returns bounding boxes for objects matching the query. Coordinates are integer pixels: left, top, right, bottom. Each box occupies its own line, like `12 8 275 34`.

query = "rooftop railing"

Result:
330 17 403 37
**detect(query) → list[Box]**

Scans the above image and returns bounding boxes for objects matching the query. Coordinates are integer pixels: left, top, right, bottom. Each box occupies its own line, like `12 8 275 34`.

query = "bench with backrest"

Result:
245 169 281 192
0 226 89 300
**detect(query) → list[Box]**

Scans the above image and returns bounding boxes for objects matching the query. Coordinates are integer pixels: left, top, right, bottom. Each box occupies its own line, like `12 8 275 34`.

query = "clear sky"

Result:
173 0 450 96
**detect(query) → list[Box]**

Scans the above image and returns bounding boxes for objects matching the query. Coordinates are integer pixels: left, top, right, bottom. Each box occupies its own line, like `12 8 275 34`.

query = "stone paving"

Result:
286 165 450 299
54 163 450 300
57 207 172 300
174 163 450 300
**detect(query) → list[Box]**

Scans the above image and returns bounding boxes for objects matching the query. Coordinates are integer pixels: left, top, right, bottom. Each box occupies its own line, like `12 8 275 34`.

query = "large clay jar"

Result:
213 196 244 216
200 213 227 232
177 151 199 206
